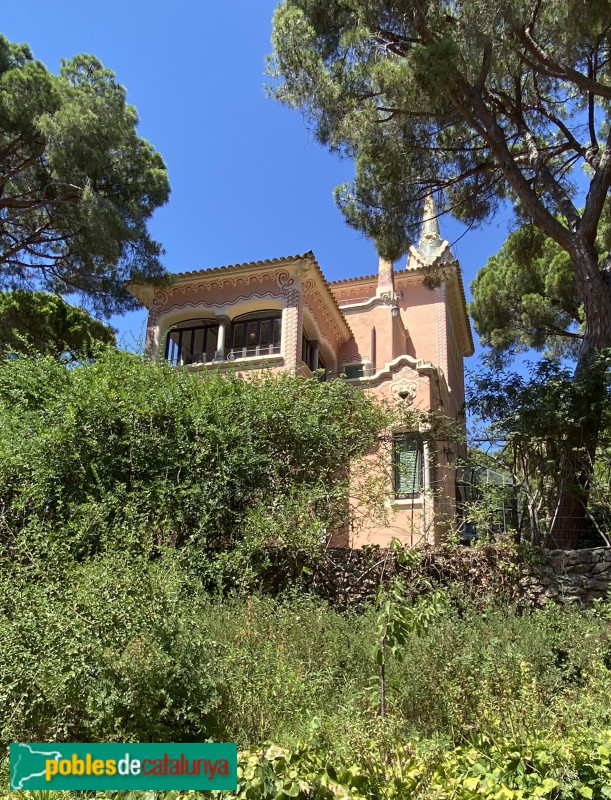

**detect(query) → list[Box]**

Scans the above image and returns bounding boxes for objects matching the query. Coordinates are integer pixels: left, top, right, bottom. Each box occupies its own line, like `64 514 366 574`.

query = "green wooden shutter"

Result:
394 435 422 496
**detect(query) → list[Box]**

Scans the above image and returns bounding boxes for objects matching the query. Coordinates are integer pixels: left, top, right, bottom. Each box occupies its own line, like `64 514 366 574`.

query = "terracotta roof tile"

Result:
155 252 316 281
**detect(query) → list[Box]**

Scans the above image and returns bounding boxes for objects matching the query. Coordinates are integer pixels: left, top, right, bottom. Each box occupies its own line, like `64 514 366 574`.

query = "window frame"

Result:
164 319 220 365
301 332 327 373
229 311 282 358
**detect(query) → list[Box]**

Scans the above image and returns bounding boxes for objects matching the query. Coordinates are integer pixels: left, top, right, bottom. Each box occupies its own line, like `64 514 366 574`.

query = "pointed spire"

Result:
419 193 442 247
411 192 446 264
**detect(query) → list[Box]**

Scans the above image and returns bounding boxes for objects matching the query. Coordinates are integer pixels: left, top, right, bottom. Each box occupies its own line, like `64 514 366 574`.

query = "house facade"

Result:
127 199 474 547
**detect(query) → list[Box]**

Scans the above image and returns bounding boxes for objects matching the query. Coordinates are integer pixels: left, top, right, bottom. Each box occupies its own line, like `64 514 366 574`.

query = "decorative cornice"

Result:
140 252 315 285
303 278 349 345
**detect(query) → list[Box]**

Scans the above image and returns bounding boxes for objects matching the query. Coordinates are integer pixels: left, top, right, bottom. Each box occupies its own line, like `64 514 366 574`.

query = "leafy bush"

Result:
0 350 386 575
0 553 222 744
224 732 611 800
6 731 611 800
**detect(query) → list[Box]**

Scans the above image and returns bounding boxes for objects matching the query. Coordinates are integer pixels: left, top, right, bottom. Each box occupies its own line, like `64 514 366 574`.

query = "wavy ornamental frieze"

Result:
152 292 283 320
151 271 286 313
332 284 375 301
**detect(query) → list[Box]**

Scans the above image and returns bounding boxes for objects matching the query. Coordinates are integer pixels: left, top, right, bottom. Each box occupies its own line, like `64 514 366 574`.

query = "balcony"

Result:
164 312 282 367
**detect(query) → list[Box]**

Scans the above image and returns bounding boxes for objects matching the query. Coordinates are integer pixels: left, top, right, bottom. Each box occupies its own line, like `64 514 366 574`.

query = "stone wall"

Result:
261 545 611 609
532 547 611 605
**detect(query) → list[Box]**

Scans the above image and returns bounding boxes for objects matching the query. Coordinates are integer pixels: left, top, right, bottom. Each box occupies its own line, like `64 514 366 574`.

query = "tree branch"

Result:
580 124 611 245
452 81 574 250
0 147 45 193
517 26 611 100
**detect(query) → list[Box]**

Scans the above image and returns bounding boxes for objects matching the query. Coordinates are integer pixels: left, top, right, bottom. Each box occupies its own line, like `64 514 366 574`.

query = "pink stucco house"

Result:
127 199 474 547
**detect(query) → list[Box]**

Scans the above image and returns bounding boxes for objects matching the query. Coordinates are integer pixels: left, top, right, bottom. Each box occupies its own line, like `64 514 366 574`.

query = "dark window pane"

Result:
227 313 282 356
206 326 218 360
192 329 205 362
166 332 180 365
233 323 245 348
181 330 194 364
260 320 272 347
246 321 258 346
343 364 365 379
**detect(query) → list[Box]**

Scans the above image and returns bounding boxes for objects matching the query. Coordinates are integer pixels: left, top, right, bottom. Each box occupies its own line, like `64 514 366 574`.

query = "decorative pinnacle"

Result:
420 194 442 246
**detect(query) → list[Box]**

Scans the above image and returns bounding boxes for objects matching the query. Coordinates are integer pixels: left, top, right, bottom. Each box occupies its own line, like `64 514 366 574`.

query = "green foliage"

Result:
221 730 611 800
470 202 611 364
467 358 611 543
3 595 611 797
0 290 116 359
426 729 611 799
269 0 611 259
0 351 386 575
0 554 220 744
470 222 584 362
223 740 420 800
456 451 518 542
0 35 170 315
4 729 611 799
373 564 449 718
375 580 448 665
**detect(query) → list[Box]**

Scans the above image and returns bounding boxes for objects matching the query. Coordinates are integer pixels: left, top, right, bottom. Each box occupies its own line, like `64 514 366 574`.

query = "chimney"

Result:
376 255 395 299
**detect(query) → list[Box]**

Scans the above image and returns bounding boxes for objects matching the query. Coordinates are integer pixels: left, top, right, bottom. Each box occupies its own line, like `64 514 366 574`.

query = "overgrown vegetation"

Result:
0 290 116 360
0 349 385 587
1 352 611 798
465 357 611 547
2 571 611 797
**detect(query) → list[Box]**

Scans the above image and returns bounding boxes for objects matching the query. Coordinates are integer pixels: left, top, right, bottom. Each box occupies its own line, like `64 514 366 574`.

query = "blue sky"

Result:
3 1 517 359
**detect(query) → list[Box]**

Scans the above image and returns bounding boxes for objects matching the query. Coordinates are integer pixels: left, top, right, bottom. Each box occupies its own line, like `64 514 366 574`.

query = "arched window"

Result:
165 318 219 366
228 311 281 359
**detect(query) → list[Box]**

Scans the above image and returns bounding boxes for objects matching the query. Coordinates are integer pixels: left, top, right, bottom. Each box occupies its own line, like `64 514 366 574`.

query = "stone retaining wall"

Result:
261 545 611 608
533 546 611 605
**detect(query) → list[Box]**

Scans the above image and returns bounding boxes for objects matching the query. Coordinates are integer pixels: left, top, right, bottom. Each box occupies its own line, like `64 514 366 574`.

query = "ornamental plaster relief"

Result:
156 292 283 329
152 270 285 315
283 285 303 374
389 365 421 404
302 277 347 347
372 370 430 409
435 283 449 380
331 283 376 303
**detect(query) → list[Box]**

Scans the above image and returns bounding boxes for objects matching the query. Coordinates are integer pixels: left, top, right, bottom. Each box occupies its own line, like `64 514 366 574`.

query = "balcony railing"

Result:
168 345 282 367
226 344 281 360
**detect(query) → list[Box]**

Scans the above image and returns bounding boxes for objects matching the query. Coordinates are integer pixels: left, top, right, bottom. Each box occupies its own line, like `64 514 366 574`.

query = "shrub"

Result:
0 553 222 745
0 350 386 574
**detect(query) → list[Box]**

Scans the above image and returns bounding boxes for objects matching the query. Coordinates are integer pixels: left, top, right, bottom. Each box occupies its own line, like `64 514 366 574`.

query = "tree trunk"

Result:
547 244 611 550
